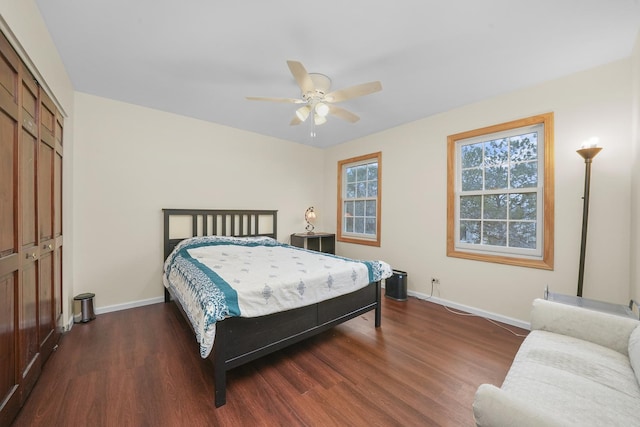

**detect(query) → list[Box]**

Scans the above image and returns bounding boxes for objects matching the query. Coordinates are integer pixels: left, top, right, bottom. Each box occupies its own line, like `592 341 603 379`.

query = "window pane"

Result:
483 221 507 246
485 165 508 190
354 201 365 216
367 163 378 180
509 222 536 249
344 201 354 216
365 218 376 235
509 193 537 220
460 221 481 244
345 217 353 232
483 194 507 219
510 132 538 162
510 162 538 188
365 200 376 216
484 138 508 165
354 218 365 234
356 182 366 198
346 168 356 183
356 165 367 181
460 195 481 219
461 169 483 191
346 183 356 198
367 180 378 197
461 143 483 168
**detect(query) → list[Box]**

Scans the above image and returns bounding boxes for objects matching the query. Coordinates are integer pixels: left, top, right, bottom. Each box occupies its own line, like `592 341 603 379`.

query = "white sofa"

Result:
473 298 640 427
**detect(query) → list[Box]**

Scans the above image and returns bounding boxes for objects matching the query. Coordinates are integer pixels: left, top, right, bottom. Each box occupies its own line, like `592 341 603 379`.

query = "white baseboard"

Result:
64 290 530 332
96 296 165 315
63 296 165 332
388 287 531 330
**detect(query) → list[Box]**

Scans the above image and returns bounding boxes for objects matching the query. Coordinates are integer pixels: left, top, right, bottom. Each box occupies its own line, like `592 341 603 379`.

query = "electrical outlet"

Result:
431 277 440 285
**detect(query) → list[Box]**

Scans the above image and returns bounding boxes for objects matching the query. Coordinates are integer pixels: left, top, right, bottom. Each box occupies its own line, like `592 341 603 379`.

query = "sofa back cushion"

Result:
629 325 640 385
531 299 640 355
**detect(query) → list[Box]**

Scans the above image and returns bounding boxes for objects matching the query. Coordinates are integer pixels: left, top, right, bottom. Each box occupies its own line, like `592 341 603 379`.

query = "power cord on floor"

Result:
440 304 528 337
421 278 527 337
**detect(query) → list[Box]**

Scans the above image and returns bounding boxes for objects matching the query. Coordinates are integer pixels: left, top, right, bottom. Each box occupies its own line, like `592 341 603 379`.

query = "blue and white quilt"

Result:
163 235 392 358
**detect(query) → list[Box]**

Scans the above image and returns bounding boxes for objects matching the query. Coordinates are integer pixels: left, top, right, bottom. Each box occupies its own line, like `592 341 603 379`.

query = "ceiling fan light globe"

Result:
315 102 330 117
295 105 310 121
314 114 327 126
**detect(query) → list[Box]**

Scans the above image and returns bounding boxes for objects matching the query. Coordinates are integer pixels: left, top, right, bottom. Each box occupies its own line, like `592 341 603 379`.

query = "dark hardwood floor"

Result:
11 297 526 427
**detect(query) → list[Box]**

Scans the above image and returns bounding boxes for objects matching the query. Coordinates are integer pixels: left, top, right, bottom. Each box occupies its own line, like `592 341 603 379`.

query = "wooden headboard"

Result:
162 209 278 259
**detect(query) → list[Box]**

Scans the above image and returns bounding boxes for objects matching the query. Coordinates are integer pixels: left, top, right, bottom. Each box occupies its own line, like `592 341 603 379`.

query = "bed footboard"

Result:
211 280 381 407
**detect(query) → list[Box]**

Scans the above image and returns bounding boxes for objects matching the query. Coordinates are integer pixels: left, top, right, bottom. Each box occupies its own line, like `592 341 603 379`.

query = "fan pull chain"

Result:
310 113 316 138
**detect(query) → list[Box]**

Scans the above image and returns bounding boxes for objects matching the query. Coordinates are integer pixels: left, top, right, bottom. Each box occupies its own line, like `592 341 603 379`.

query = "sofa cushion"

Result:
531 299 639 355
629 325 640 386
501 330 639 426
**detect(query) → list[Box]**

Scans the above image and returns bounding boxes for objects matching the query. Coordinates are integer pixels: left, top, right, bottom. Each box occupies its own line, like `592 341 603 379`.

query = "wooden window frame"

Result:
447 113 554 269
337 152 382 247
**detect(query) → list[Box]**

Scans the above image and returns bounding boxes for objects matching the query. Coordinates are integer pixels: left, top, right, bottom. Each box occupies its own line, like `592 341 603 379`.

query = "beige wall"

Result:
324 59 634 323
631 30 640 303
0 0 76 326
72 93 323 311
5 0 639 326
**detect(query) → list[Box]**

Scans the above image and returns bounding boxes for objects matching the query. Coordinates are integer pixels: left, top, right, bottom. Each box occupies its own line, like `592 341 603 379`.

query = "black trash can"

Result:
385 270 407 301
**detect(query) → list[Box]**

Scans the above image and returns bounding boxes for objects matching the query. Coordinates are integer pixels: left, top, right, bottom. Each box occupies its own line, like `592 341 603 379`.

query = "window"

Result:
447 113 554 269
337 152 381 247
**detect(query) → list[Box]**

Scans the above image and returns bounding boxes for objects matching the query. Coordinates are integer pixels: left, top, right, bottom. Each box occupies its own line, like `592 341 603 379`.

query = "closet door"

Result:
18 64 41 405
0 30 21 426
0 29 63 425
54 112 63 330
38 91 57 361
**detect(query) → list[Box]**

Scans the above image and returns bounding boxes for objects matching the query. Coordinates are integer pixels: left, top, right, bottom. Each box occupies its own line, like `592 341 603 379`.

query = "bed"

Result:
162 208 392 407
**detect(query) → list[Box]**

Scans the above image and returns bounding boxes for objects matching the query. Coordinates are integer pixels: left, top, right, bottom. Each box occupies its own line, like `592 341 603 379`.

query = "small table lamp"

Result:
305 207 316 233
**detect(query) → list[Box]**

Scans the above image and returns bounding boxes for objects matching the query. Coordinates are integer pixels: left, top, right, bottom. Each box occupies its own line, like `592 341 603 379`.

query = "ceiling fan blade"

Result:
328 105 360 123
325 81 382 103
287 60 314 94
246 96 304 104
290 116 303 126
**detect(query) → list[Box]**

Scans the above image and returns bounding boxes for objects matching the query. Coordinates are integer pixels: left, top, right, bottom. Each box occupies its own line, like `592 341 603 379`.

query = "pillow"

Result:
629 325 640 384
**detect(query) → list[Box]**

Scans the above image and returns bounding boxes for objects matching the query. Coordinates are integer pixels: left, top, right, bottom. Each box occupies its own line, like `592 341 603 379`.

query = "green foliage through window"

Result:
447 113 554 270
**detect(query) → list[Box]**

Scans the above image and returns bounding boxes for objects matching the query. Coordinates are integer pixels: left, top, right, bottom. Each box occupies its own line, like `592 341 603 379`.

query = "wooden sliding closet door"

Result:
38 91 60 362
39 97 53 328
18 64 41 405
0 30 64 425
54 112 63 330
0 30 21 427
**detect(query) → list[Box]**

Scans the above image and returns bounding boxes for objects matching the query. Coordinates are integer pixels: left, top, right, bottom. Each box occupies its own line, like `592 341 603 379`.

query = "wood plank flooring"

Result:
11 297 527 427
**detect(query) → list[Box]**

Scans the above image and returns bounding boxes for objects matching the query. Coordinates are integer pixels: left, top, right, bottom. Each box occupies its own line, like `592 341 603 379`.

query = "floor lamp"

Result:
576 140 602 297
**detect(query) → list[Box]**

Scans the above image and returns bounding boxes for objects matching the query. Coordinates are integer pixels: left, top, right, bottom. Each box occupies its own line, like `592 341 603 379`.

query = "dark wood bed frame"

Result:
162 208 382 407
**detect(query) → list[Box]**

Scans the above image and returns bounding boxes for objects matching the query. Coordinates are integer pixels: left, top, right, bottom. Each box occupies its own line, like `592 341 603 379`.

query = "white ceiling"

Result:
35 0 640 148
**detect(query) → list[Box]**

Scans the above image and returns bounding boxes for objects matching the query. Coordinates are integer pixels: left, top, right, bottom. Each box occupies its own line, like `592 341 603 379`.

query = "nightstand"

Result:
290 232 335 254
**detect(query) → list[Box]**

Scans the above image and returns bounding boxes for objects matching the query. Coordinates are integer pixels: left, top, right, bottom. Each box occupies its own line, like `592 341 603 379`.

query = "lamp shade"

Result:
315 102 330 117
295 105 310 121
314 114 327 125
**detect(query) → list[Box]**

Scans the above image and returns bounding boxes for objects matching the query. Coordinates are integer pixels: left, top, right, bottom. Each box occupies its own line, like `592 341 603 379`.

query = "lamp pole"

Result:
576 146 602 297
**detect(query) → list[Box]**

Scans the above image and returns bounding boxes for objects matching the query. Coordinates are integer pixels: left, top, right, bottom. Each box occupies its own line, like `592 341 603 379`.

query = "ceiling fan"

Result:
246 60 382 127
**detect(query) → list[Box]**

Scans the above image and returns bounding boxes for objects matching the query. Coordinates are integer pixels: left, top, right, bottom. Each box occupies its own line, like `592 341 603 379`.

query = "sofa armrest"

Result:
530 298 640 355
473 384 566 427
